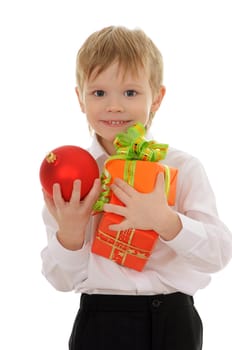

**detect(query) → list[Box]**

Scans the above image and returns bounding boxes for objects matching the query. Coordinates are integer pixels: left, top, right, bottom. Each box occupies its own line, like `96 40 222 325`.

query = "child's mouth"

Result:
101 120 131 126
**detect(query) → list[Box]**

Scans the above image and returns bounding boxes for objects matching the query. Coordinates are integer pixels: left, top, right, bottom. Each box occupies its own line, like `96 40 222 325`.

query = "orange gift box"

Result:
92 159 178 271
92 212 158 271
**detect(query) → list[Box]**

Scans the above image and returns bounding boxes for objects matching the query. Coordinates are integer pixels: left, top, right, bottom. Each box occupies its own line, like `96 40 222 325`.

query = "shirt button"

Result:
152 299 163 308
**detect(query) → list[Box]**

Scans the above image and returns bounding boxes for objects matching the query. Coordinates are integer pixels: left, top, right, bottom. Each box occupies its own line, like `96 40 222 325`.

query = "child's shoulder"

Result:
162 146 201 170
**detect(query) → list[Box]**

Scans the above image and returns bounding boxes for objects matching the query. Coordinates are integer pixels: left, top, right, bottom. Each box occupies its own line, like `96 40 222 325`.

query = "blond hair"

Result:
76 26 163 95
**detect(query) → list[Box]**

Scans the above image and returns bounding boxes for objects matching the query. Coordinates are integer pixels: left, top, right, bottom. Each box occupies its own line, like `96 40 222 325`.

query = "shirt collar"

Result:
88 134 108 161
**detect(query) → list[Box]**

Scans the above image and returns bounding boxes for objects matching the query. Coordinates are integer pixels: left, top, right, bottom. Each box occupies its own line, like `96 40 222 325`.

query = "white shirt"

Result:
41 133 232 296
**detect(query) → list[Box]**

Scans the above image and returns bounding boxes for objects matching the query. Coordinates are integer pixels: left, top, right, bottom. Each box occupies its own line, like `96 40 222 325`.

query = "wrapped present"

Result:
92 123 178 271
92 214 159 271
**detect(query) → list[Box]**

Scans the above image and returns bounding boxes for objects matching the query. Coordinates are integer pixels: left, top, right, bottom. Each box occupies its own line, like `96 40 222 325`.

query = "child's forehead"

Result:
88 61 148 83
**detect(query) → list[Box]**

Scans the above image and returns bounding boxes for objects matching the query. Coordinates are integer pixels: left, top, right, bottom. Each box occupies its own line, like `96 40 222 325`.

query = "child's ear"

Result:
75 87 86 113
151 85 166 113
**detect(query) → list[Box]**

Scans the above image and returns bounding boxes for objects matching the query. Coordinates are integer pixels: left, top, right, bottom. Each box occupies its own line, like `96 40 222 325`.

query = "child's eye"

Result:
94 90 105 97
124 90 137 97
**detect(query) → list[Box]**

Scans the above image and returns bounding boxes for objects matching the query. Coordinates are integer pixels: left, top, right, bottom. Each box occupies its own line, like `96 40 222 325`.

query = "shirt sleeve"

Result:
161 156 232 272
41 207 90 291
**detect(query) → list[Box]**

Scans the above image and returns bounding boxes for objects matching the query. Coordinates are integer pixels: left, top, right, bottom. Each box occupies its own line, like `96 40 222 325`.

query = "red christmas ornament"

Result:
39 145 99 201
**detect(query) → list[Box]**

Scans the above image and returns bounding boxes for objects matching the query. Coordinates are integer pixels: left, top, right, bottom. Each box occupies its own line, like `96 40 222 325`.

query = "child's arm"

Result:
41 178 101 291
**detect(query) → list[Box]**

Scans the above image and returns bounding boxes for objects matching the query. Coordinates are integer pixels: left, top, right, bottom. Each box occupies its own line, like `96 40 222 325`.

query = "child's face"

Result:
76 62 165 154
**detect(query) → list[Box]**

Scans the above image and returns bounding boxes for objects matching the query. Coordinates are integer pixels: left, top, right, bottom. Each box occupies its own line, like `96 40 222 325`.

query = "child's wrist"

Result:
57 231 85 250
157 209 182 241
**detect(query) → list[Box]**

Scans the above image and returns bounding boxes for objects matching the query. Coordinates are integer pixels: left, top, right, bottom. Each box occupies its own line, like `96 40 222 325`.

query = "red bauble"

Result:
39 145 99 201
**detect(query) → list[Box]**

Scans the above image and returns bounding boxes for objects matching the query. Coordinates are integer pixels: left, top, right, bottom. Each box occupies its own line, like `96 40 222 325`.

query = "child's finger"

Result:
70 179 81 204
110 180 135 205
108 219 131 231
113 178 135 197
103 203 126 216
154 172 165 192
83 178 102 209
53 183 65 208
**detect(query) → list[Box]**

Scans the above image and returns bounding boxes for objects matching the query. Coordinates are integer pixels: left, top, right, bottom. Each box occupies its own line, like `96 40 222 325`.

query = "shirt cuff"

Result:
160 213 208 255
48 234 90 271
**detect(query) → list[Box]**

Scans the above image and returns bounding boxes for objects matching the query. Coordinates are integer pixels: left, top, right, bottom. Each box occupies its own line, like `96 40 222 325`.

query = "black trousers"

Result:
69 292 203 350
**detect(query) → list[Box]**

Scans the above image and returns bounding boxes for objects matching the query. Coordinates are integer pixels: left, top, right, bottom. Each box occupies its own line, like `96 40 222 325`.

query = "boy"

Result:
41 26 232 350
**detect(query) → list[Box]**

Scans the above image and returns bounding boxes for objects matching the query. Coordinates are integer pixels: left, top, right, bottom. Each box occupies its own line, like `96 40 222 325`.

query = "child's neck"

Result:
97 135 116 156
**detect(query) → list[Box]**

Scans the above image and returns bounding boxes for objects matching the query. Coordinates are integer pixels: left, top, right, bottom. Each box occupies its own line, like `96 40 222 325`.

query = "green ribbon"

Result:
111 122 168 162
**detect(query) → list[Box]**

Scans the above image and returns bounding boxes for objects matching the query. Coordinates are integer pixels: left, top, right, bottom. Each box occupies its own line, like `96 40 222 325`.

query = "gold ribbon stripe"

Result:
97 229 153 262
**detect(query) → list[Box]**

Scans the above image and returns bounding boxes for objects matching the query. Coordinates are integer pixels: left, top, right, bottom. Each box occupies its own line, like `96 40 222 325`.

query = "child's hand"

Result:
103 173 182 241
43 178 101 250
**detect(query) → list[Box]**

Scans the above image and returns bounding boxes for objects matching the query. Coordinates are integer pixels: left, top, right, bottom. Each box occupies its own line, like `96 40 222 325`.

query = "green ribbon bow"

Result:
112 123 168 161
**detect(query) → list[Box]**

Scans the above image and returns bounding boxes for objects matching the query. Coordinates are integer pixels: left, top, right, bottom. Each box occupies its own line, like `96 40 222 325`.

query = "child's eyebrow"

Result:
85 84 106 90
122 83 144 89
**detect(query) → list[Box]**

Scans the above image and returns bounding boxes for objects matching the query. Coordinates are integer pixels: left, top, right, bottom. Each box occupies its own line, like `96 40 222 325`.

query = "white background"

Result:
1 0 232 349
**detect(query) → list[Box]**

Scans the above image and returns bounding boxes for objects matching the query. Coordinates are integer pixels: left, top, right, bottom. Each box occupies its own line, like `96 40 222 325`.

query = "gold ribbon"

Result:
96 229 151 264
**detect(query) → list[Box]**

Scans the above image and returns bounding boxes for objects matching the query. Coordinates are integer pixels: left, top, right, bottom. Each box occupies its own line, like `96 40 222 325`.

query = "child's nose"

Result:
106 97 124 113
106 105 124 113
